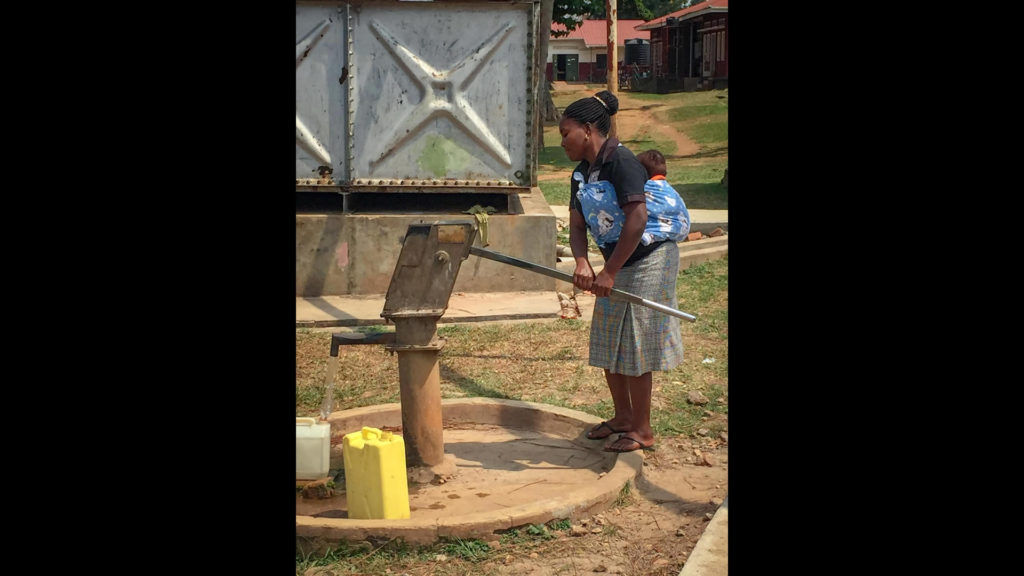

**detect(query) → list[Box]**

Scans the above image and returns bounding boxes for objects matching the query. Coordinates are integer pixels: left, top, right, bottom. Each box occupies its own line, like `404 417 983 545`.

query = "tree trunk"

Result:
541 85 560 122
606 0 617 139
536 0 559 153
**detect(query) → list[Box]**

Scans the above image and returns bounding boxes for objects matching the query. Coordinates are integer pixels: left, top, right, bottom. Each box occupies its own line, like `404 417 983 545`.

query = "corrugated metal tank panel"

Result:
297 4 350 184
297 0 538 189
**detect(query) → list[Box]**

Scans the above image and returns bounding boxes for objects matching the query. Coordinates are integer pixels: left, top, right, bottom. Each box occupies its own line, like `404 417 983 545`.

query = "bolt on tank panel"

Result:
296 3 350 185
347 1 535 187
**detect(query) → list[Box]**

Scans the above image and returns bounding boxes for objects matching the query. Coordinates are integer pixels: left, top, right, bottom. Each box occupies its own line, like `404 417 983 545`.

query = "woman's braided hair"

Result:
562 90 619 136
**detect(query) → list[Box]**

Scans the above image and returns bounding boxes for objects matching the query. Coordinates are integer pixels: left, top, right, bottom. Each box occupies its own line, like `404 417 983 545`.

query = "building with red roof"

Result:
636 0 728 92
547 19 650 83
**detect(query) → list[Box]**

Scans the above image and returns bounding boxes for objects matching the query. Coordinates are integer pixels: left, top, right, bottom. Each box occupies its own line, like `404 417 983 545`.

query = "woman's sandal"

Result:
603 435 656 453
586 421 628 440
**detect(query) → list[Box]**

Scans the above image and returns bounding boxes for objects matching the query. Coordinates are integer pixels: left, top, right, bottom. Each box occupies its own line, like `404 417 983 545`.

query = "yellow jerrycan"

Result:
342 426 410 519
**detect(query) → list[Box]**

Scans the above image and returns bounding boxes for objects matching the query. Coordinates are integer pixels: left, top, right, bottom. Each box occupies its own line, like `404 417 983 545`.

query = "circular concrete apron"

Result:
296 398 644 545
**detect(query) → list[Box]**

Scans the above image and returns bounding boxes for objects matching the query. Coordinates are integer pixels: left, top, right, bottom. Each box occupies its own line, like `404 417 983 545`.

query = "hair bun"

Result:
595 90 619 116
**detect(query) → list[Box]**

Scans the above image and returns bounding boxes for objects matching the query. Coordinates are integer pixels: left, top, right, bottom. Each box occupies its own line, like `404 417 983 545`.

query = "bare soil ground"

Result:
300 434 727 576
298 311 729 576
483 440 728 576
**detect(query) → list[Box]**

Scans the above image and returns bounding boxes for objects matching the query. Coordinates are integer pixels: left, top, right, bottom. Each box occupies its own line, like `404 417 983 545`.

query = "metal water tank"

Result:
296 0 541 191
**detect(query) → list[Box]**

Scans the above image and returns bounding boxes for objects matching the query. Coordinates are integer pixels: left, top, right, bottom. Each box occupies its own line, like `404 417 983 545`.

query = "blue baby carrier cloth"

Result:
575 174 690 248
640 178 690 245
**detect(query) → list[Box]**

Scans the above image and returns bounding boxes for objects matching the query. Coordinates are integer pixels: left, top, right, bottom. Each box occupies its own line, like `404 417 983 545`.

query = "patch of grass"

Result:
689 307 729 337
534 394 572 408
668 103 728 121
295 544 351 571
296 331 404 416
570 397 614 420
499 527 524 545
613 480 634 508
538 126 576 170
676 182 728 210
686 120 728 149
666 159 728 185
441 537 491 562
653 380 728 437
295 384 324 414
666 158 728 210
444 320 588 350
437 324 472 337
678 258 729 310
498 523 559 547
539 180 571 206
617 136 675 157
355 325 394 335
543 347 576 361
446 370 513 400
647 257 729 438
297 538 460 575
629 88 725 104
295 540 383 572
525 523 556 540
439 321 597 402
549 518 572 532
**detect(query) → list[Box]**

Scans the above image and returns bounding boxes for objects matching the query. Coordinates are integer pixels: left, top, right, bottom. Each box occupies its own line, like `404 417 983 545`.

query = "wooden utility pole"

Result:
606 0 618 139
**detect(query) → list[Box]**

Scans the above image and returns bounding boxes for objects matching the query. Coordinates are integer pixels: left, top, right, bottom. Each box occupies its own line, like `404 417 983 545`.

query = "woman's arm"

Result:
590 200 647 297
569 208 595 292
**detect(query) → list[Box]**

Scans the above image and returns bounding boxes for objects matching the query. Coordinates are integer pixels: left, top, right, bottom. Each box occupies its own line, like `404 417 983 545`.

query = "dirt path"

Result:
616 98 700 157
539 86 699 183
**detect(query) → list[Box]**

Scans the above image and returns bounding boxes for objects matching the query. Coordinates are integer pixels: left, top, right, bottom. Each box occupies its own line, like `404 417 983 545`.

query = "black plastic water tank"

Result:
624 39 650 66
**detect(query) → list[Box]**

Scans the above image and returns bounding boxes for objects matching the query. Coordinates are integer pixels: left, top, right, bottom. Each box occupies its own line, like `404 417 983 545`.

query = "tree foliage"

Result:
550 0 598 37
556 0 692 26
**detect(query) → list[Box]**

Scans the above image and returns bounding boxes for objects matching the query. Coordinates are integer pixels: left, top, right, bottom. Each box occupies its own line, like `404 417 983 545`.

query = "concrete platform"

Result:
679 496 728 576
296 398 644 547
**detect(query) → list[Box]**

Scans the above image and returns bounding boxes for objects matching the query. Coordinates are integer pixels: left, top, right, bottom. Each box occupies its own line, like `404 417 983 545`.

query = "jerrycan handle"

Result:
296 417 318 426
361 426 393 441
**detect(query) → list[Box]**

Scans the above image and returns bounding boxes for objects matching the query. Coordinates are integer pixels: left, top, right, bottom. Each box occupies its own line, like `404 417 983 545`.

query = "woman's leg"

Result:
587 369 633 439
604 369 634 429
606 371 655 450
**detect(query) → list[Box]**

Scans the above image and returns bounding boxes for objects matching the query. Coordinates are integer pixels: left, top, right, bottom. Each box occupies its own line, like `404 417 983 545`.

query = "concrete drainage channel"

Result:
296 398 643 548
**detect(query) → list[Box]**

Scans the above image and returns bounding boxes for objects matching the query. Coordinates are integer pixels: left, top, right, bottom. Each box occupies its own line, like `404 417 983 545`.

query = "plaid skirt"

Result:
589 241 684 376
